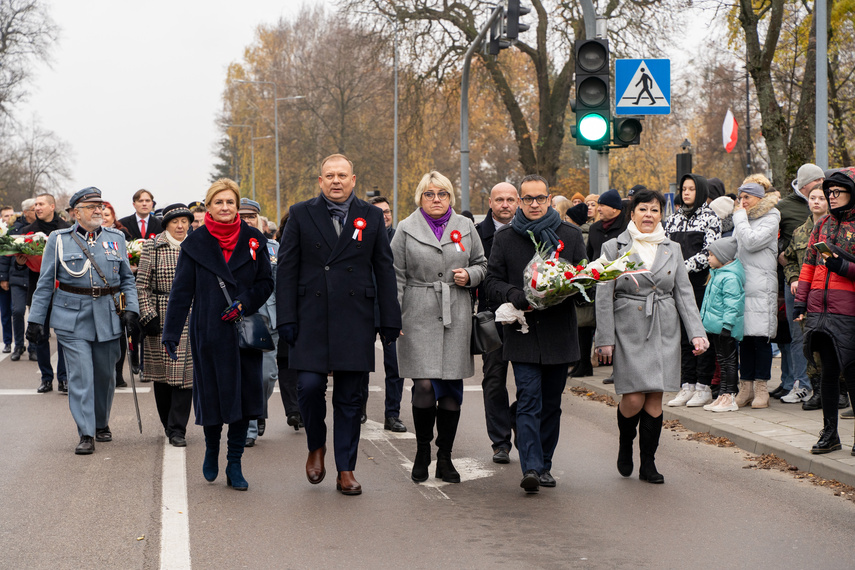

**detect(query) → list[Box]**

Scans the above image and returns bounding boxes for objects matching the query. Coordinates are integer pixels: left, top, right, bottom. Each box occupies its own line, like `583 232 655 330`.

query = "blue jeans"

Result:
511 361 569 474
739 336 772 381
779 342 794 390
784 286 808 389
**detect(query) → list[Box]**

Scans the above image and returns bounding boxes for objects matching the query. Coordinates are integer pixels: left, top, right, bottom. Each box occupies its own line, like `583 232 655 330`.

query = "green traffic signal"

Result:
579 113 609 144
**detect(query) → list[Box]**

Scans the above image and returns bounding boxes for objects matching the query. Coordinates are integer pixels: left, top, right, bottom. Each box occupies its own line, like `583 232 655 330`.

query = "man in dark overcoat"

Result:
484 175 586 494
475 182 519 464
277 154 401 496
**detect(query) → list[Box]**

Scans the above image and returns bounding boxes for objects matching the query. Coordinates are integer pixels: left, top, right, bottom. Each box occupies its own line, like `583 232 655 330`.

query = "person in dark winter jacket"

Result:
0 201 36 359
664 174 722 407
794 167 855 455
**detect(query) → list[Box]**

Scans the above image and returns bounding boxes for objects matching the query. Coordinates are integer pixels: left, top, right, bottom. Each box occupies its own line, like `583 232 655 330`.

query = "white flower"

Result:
0 220 7 237
607 256 629 273
585 259 606 275
13 236 26 245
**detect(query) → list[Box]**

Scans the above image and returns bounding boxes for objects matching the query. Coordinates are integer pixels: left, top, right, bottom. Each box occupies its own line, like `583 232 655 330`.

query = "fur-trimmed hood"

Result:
746 193 779 220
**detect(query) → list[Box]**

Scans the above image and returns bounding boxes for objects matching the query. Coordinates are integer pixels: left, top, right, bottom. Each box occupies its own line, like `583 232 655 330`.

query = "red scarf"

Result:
205 212 241 262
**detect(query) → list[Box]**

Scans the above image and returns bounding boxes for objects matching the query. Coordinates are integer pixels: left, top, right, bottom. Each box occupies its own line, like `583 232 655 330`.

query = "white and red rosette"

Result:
352 217 367 241
450 230 465 252
553 239 564 259
249 237 259 260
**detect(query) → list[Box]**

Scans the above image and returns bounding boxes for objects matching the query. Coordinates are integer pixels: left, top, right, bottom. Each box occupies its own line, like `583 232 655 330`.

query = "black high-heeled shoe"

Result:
287 413 303 431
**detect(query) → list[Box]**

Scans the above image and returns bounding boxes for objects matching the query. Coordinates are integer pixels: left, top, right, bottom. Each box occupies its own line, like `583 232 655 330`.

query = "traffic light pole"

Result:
578 0 608 195
460 5 504 212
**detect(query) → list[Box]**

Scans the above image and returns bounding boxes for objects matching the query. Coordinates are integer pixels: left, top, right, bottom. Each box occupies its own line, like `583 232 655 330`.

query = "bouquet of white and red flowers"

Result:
523 232 644 309
0 222 49 271
126 239 146 266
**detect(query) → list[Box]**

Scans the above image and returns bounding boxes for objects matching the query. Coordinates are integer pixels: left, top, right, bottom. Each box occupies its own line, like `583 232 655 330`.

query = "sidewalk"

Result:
570 359 855 488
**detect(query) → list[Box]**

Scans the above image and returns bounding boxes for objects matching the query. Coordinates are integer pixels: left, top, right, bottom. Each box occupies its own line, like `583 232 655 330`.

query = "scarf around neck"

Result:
164 231 184 249
512 206 562 252
204 212 241 262
420 207 453 241
626 220 666 268
321 192 355 224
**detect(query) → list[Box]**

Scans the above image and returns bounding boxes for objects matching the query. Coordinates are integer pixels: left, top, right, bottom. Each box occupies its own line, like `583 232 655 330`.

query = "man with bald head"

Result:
475 182 519 463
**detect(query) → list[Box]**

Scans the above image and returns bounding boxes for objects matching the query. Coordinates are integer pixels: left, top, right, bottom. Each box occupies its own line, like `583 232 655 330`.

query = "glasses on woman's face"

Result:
423 191 450 201
77 204 106 211
521 195 549 205
829 188 851 199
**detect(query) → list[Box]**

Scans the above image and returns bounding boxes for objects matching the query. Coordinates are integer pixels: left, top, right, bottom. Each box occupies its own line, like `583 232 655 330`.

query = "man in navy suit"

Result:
277 154 401 496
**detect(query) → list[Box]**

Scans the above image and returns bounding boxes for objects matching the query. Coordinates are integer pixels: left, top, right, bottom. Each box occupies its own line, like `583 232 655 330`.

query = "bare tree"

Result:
0 0 57 118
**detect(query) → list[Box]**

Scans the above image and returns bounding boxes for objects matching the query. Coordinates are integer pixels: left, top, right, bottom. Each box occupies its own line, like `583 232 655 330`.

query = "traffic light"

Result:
613 116 643 146
487 11 509 56
573 39 610 147
505 0 531 41
366 188 380 198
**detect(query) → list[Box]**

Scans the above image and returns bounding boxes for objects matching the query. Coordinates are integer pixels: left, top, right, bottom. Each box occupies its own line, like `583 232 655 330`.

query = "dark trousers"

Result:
0 287 11 346
511 361 569 474
814 333 855 430
680 323 716 386
10 284 32 352
574 326 595 375
276 337 299 416
297 370 364 472
481 346 511 452
36 337 66 384
153 382 193 438
709 333 738 394
739 335 773 381
360 341 404 418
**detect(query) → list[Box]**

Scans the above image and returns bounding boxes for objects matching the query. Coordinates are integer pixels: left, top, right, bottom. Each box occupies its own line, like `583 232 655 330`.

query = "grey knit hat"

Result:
792 163 824 192
708 237 738 266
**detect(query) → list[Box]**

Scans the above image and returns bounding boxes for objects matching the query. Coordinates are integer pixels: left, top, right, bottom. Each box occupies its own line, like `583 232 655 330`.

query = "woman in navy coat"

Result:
163 179 274 491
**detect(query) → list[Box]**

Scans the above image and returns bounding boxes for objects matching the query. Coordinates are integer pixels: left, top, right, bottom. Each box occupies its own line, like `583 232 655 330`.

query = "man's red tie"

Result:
140 218 146 237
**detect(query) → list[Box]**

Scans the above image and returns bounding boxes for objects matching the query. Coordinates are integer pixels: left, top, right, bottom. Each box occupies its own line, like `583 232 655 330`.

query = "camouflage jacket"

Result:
784 215 821 284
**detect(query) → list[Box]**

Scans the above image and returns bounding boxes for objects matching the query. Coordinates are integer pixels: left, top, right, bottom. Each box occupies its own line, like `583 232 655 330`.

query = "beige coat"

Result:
391 210 487 380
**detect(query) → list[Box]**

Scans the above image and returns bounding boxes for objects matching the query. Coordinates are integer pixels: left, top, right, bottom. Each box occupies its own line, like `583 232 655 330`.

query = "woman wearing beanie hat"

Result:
664 174 722 408
571 192 585 205
794 167 855 454
731 175 780 409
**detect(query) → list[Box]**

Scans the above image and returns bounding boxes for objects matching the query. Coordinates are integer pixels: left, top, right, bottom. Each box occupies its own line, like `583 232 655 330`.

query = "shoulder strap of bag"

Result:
216 276 233 305
70 230 123 314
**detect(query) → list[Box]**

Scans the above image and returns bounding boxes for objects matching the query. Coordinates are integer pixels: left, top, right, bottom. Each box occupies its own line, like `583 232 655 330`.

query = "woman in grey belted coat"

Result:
391 171 487 485
595 189 708 484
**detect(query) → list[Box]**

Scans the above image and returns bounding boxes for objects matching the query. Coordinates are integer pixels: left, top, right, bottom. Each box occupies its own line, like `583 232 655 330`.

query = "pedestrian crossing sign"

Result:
615 59 670 115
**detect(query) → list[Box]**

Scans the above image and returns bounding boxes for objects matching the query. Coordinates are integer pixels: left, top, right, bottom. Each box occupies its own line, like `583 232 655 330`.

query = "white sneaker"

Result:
703 394 724 411
782 380 812 403
711 393 739 412
686 384 713 407
667 383 696 406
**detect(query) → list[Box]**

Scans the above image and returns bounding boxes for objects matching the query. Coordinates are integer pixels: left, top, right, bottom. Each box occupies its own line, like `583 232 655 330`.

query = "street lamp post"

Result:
251 135 273 202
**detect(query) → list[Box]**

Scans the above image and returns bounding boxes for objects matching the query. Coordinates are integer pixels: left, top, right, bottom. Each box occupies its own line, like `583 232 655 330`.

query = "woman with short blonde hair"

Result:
414 171 456 207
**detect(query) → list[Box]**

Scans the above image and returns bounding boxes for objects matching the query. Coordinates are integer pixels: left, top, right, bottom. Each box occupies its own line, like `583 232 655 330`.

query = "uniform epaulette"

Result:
101 226 124 237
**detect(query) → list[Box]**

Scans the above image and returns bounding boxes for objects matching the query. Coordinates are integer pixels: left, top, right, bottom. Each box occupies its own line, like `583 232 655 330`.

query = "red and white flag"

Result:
722 109 738 153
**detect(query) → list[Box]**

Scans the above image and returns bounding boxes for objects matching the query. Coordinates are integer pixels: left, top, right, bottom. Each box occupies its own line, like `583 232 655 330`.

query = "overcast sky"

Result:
19 0 328 216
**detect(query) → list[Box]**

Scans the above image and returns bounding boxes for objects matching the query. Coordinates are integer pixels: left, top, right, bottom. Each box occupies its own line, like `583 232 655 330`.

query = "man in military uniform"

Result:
27 187 139 455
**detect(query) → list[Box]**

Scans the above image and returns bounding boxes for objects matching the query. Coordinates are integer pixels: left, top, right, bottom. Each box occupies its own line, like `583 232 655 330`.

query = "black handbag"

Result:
471 310 502 355
217 277 275 352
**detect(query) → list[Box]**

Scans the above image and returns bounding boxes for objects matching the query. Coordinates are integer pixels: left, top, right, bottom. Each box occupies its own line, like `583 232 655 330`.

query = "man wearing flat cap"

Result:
27 187 140 455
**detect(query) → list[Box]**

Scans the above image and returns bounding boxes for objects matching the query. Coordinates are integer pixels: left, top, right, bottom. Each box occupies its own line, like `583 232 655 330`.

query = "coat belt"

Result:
58 282 120 298
616 291 673 339
407 280 454 328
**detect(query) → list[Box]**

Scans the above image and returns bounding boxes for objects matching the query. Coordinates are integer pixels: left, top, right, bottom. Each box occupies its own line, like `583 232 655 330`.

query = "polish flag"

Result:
722 109 738 153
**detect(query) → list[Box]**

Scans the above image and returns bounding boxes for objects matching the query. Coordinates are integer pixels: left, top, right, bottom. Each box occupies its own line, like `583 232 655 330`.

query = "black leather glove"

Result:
142 316 161 337
25 322 47 344
793 302 807 321
508 288 530 311
720 327 731 338
825 255 849 277
280 323 298 346
162 340 179 361
379 327 401 346
122 311 140 335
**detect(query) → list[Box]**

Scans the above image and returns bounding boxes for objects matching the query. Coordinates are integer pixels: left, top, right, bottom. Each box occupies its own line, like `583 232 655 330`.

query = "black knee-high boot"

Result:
638 409 664 484
617 407 640 477
225 420 250 490
435 408 461 483
411 406 436 482
202 425 222 482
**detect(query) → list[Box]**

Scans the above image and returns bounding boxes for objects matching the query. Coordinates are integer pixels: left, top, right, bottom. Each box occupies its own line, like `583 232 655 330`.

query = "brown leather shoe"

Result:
306 446 326 484
336 471 362 495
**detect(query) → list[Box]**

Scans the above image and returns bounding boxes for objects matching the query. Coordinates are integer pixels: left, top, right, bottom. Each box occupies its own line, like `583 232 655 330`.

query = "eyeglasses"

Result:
521 195 549 205
379 209 392 216
240 213 258 219
77 204 106 211
829 189 851 198
423 191 450 201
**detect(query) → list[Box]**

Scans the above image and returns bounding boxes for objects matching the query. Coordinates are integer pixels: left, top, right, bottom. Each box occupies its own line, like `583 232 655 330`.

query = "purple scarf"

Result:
420 207 452 241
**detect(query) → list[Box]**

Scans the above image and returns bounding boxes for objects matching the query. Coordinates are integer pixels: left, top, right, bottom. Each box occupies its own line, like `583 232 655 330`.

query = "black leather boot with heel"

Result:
638 409 664 484
617 407 640 477
435 408 461 483
411 406 436 482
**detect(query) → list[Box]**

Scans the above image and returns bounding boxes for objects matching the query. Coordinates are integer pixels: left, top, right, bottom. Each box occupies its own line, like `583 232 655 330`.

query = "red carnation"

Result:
564 271 572 279
591 269 601 280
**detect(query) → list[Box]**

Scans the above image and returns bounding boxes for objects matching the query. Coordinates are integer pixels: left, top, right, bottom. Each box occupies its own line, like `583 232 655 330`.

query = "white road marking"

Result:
160 442 191 570
403 385 483 392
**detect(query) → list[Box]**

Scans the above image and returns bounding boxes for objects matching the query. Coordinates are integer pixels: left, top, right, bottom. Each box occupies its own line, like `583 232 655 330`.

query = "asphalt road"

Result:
1 341 854 569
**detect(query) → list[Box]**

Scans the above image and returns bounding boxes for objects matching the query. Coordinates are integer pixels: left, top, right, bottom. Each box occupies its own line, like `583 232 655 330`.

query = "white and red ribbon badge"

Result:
249 237 259 260
352 218 367 241
450 230 465 252
553 240 564 260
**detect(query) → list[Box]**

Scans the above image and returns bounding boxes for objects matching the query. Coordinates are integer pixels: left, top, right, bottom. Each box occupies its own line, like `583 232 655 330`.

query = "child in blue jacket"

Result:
699 237 745 412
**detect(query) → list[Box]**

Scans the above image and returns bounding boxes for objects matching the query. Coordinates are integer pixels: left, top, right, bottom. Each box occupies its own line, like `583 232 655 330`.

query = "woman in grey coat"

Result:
595 189 708 484
731 177 780 409
391 171 487 484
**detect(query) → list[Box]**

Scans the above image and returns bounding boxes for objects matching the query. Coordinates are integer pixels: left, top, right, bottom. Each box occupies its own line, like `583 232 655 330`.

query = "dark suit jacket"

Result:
483 222 586 365
474 210 502 313
276 194 401 374
119 214 163 240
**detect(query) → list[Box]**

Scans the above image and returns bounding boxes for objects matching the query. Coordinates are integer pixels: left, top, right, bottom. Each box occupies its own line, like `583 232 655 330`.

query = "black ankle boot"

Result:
225 420 249 490
411 406 436 483
802 377 822 411
617 408 640 477
638 410 664 484
202 425 222 482
811 419 842 454
435 408 461 483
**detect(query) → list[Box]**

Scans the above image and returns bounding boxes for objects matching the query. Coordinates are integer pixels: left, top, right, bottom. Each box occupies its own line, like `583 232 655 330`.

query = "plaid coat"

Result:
136 234 193 388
